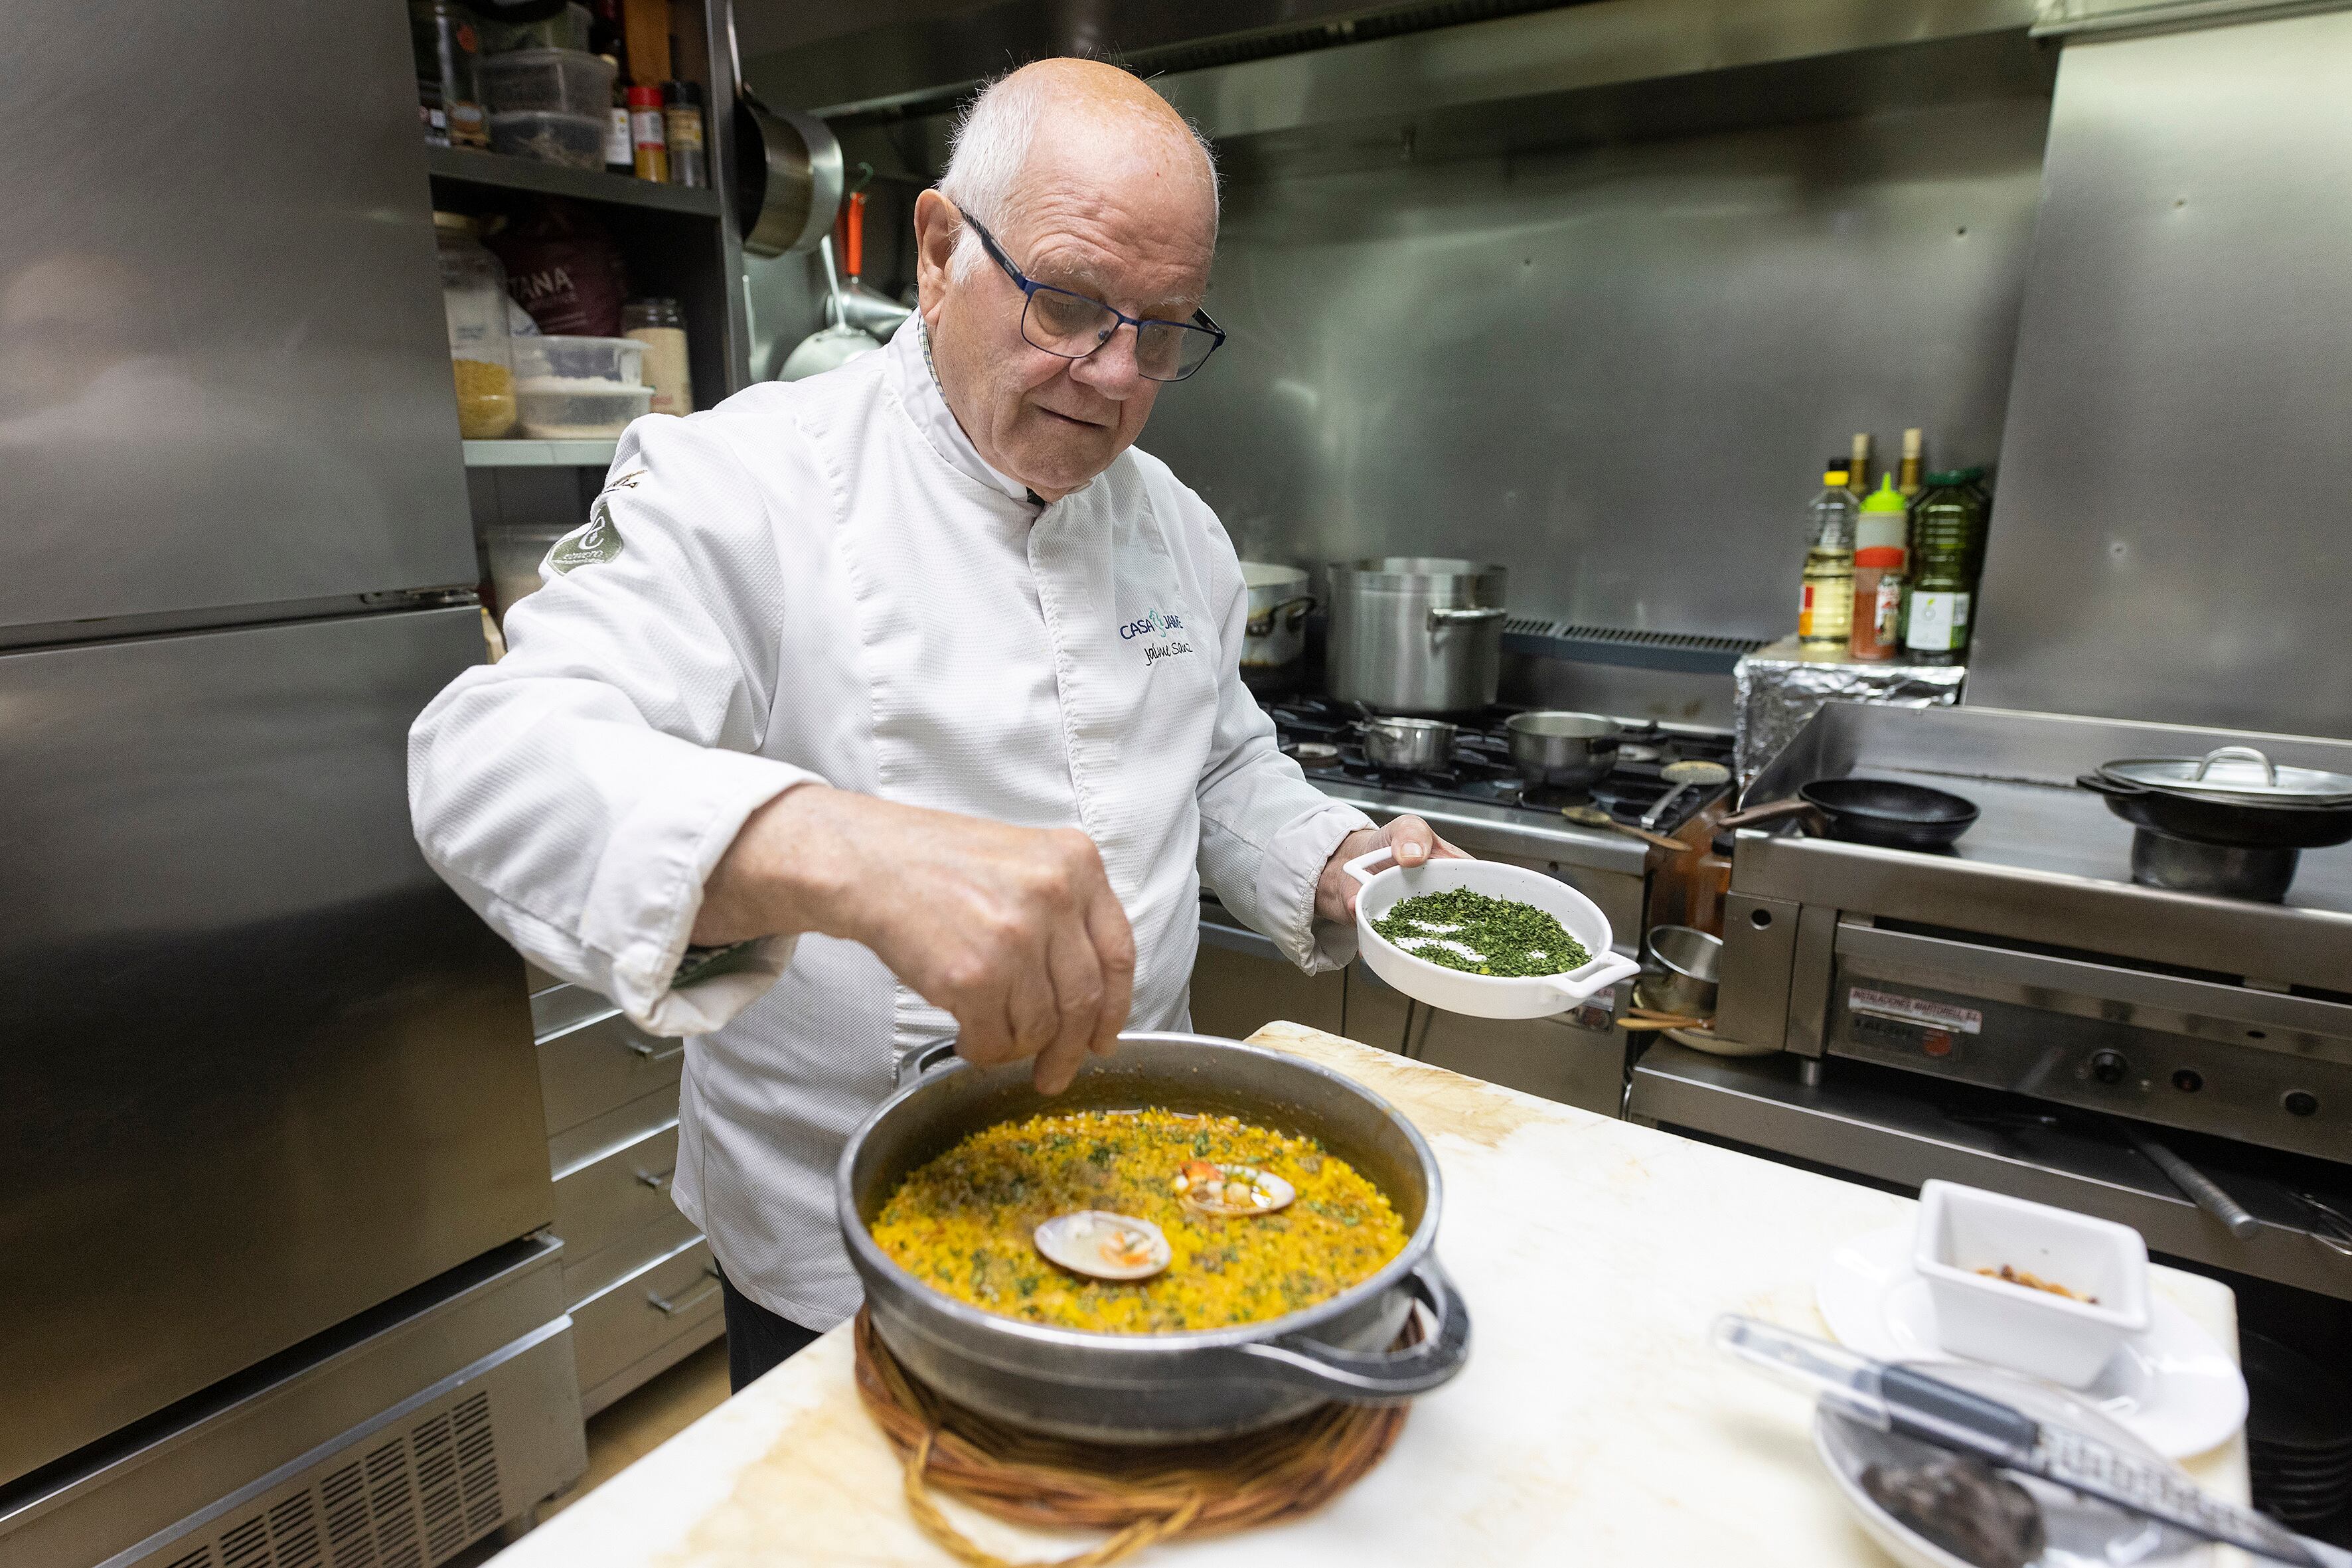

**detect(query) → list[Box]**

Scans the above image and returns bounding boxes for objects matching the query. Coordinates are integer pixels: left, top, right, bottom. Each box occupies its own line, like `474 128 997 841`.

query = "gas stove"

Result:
1265 697 1735 839
1632 700 2352 1304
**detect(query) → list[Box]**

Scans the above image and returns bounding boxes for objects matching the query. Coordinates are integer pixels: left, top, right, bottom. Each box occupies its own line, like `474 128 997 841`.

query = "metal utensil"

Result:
1716 1315 2351 1568
1361 716 1457 772
1642 779 1698 832
1559 803 1689 852
2122 1124 2262 1239
1504 710 1620 790
778 235 883 381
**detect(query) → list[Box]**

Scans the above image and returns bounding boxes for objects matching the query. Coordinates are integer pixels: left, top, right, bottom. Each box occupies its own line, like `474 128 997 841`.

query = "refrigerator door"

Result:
0 608 550 1487
0 0 475 637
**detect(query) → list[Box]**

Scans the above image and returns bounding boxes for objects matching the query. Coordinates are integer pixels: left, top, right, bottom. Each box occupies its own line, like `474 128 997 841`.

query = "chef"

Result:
408 58 1458 1389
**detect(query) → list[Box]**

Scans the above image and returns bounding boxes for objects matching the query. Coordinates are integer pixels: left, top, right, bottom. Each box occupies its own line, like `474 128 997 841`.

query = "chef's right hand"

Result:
692 784 1135 1095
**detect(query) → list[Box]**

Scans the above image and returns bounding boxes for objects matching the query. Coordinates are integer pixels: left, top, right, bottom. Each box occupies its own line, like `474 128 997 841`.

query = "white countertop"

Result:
499 1022 2248 1567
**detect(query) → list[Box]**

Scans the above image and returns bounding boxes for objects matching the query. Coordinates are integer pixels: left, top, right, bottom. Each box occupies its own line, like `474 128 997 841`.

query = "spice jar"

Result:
622 297 692 416
435 212 517 438
411 1 489 149
627 85 668 181
662 81 706 188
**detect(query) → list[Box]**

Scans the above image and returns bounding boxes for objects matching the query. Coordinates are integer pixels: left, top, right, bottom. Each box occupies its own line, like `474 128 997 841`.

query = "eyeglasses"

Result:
955 206 1225 383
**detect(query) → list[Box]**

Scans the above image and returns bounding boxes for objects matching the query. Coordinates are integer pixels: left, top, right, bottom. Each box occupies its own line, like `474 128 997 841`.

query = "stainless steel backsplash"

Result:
1139 88 2052 644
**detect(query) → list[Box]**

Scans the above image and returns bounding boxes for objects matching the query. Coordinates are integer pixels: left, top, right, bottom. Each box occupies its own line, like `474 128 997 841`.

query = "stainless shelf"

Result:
426 145 722 216
465 438 619 467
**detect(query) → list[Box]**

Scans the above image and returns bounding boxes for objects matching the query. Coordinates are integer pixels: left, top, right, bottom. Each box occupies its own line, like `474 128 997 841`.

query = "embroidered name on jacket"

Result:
1120 606 1194 666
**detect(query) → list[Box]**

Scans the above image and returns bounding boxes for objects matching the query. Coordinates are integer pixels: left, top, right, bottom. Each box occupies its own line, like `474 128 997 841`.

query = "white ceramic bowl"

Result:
1346 847 1640 1019
1913 1180 2151 1389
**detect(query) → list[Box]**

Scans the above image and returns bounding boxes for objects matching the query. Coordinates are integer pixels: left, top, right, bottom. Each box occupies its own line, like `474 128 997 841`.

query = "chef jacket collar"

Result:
890 317 1044 509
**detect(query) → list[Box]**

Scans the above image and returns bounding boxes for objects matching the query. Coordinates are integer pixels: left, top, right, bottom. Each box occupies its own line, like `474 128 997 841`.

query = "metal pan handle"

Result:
1235 1255 1471 1399
894 1038 963 1089
2195 746 2277 785
2075 771 2147 799
1426 605 1507 633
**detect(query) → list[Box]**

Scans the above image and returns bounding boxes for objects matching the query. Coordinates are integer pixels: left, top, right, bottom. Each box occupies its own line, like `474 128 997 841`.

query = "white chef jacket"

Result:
408 318 1372 1326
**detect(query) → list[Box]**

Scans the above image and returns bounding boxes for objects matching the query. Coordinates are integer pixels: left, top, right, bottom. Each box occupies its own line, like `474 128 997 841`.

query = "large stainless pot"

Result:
1239 562 1314 672
1327 558 1508 716
838 1032 1471 1445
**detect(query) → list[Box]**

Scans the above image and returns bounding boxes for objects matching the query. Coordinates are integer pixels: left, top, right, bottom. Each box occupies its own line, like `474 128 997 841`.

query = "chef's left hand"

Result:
1315 817 1468 923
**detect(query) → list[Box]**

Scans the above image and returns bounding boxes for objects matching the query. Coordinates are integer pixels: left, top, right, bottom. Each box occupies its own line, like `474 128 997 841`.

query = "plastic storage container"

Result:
489 110 606 169
434 212 516 438
515 382 651 438
480 47 615 116
513 335 645 385
512 335 651 438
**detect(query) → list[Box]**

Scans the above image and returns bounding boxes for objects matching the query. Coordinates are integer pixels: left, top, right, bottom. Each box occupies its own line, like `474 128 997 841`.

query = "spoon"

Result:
1034 1211 1171 1281
1560 804 1690 853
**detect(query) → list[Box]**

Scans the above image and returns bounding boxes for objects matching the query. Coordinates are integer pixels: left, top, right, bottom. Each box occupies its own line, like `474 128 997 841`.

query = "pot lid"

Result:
2101 746 2352 805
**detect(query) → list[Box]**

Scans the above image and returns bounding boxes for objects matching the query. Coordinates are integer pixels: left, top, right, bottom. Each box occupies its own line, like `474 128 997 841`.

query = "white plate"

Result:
1816 1360 2213 1568
1345 847 1640 1019
1818 1223 2246 1458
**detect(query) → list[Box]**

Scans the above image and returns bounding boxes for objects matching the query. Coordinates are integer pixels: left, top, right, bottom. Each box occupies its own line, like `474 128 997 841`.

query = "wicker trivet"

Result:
851 1307 1412 1568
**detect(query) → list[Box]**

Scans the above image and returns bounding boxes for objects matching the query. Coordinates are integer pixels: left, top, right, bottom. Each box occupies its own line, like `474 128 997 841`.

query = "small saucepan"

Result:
1504 711 1622 791
1362 716 1458 773
1720 777 1980 852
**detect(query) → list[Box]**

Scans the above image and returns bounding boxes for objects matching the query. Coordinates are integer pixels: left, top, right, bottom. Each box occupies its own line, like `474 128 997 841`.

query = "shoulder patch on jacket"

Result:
549 496 625 574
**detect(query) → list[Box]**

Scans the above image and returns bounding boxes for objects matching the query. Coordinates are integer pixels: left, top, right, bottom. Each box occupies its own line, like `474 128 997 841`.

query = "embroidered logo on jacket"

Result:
546 469 644 575
1119 606 1194 666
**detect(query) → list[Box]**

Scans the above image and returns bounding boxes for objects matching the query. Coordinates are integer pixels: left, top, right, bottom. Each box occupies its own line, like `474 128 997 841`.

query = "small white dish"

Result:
1816 1359 2213 1568
1345 847 1640 1019
1915 1182 2150 1389
1818 1221 2246 1458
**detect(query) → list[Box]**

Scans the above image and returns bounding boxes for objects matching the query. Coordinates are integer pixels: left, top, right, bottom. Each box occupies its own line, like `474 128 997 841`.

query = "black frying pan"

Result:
1720 777 1981 852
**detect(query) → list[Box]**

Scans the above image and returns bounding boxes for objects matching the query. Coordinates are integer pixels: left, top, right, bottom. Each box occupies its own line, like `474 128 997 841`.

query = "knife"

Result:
1713 1314 2350 1567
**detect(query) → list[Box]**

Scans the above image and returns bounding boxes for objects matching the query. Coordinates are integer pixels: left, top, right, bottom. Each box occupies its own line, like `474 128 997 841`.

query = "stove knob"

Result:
2284 1090 2319 1118
2089 1050 2130 1086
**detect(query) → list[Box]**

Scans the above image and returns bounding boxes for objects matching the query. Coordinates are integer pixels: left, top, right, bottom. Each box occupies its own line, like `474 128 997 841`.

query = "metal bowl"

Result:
837 1032 1470 1445
1504 711 1622 790
1362 716 1458 772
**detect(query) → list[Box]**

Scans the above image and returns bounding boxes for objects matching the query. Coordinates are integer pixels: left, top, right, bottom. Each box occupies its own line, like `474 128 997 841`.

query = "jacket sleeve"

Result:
1190 527 1373 973
408 411 823 1034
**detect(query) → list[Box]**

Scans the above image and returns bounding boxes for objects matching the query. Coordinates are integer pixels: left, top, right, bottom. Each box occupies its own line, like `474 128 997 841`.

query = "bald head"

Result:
938 59 1219 277
912 60 1222 503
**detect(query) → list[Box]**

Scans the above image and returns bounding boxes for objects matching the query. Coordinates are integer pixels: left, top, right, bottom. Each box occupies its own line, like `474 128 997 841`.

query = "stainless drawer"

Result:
565 1206 703 1309
538 1010 686 1133
554 1117 682 1277
572 1234 723 1398
530 980 622 1041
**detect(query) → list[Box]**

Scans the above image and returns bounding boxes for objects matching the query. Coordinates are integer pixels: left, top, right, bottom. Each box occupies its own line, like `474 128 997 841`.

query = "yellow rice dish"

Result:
869 1109 1409 1334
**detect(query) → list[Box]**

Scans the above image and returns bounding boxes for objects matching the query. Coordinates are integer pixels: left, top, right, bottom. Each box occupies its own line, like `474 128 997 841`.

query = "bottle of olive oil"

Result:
1798 459 1857 652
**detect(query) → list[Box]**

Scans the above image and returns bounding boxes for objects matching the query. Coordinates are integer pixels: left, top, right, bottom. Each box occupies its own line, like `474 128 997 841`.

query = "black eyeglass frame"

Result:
955 205 1226 383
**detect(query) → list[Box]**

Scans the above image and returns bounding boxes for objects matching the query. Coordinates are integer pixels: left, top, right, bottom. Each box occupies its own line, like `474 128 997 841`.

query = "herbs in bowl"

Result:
1372 888 1592 977
1344 846 1641 1019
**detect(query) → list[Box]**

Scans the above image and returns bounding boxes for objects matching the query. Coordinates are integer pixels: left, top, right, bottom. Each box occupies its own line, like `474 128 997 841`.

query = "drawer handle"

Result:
635 1166 675 1192
624 1037 687 1064
648 1266 721 1317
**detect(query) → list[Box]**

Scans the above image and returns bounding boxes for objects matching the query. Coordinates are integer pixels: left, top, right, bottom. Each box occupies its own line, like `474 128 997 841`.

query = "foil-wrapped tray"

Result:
1734 638 1966 786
